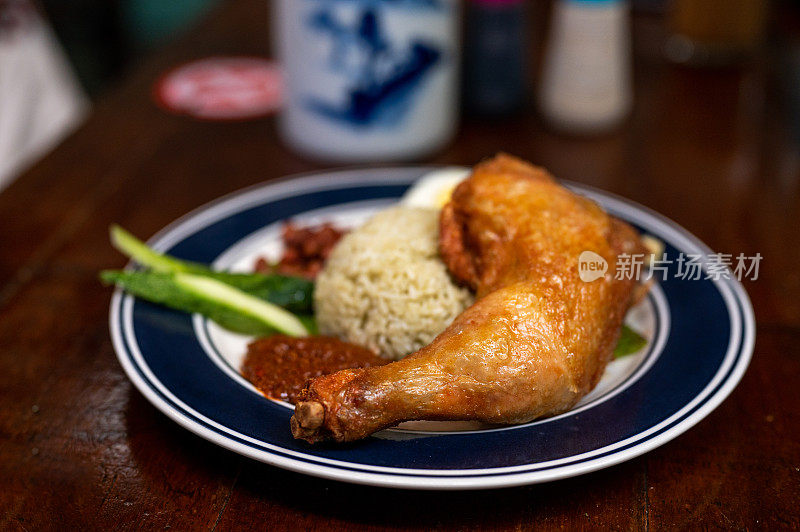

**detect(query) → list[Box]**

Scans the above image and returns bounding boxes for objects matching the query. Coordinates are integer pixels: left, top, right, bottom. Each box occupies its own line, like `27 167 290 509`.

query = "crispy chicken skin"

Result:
291 154 646 443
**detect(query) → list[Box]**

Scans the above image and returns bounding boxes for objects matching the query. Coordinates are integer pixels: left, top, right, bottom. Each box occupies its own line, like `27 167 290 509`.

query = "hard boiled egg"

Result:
401 168 470 210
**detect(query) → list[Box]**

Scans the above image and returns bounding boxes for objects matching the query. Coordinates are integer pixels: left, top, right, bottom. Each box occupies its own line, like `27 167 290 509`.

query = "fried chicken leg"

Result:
291 154 646 443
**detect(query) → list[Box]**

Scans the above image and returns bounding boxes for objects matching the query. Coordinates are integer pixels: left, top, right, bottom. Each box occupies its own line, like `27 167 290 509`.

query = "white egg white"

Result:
400 168 470 210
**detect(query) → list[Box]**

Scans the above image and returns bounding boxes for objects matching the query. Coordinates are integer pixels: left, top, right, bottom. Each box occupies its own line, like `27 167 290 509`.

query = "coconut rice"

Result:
314 206 474 360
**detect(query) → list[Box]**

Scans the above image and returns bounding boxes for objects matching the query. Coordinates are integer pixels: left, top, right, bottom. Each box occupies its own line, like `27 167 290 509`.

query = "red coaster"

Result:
154 57 283 120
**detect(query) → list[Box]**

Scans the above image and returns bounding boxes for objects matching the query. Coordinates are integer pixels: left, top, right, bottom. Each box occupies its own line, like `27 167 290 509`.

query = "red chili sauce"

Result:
254 222 346 279
241 335 389 404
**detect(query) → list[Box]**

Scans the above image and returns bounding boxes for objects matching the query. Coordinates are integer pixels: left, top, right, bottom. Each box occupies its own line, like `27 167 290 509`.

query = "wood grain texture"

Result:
0 0 797 529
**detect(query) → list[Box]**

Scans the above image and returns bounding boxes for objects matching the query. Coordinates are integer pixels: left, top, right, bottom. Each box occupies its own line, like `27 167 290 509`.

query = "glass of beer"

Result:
665 0 768 66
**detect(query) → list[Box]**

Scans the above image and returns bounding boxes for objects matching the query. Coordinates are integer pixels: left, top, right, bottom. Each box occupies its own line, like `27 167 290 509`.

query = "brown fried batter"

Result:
291 154 646 443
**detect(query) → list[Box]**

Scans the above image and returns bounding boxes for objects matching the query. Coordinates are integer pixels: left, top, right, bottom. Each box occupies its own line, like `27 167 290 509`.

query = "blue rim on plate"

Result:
108 167 755 490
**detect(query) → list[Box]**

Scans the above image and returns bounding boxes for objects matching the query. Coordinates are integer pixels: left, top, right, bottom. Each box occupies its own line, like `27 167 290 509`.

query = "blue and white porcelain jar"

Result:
273 0 460 161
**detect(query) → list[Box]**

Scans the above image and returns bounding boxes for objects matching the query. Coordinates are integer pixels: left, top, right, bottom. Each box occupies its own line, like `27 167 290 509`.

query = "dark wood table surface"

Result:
2 1 798 529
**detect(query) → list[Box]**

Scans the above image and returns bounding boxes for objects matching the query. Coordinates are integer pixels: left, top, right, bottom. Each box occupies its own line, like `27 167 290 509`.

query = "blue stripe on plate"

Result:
116 271 747 478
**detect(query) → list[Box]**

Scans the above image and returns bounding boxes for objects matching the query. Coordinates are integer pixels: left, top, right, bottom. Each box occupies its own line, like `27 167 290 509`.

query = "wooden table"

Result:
1 1 798 529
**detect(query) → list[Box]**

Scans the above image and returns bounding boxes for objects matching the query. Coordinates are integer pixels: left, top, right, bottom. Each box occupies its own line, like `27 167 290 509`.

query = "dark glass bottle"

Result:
463 0 528 118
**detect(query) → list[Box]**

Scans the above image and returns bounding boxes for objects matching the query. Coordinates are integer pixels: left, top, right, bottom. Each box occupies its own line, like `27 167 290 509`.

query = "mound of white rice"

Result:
314 206 474 360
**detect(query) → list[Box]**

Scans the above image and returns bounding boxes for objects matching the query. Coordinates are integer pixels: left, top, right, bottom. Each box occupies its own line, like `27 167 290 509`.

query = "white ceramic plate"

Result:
109 167 754 489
